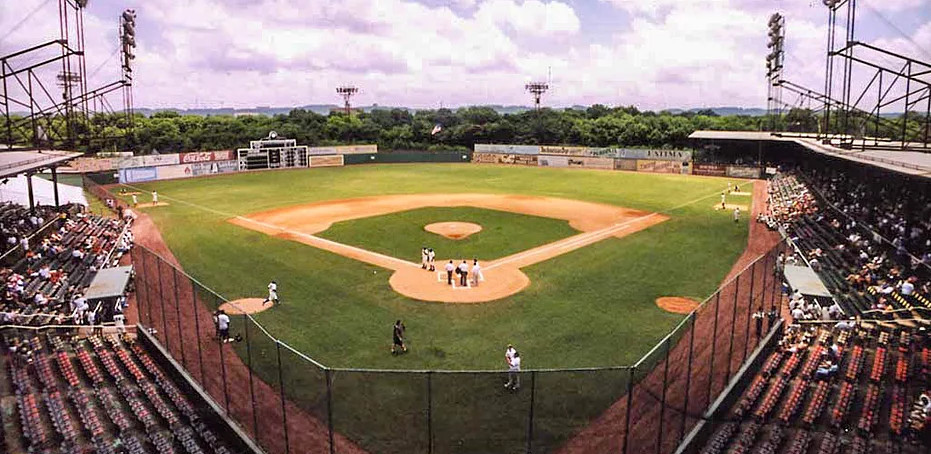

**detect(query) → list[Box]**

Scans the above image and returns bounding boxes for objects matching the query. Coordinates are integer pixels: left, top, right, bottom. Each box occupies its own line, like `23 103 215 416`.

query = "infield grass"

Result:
119 164 754 453
319 206 579 261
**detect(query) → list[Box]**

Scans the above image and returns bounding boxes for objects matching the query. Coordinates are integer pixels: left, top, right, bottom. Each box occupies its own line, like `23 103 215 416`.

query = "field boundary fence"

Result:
127 239 787 454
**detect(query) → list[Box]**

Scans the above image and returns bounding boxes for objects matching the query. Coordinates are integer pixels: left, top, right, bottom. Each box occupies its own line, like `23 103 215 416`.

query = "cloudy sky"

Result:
2 0 929 110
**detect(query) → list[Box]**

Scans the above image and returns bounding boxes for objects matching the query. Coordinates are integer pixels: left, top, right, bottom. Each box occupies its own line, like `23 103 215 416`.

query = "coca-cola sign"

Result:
180 150 232 163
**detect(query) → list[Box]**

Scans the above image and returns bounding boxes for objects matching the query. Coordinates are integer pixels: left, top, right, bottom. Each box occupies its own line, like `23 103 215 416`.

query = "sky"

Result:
1 0 929 111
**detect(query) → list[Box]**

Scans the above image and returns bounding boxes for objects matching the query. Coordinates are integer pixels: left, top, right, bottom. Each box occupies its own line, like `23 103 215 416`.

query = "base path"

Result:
231 194 668 303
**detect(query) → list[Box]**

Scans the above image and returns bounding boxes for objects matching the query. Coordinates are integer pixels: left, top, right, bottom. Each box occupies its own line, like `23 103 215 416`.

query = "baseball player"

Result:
445 260 455 285
471 259 483 287
427 248 436 272
421 247 428 270
152 191 159 205
131 194 138 207
720 191 726 210
458 260 469 287
216 310 231 342
734 207 740 223
262 280 279 306
391 319 407 354
506 351 521 390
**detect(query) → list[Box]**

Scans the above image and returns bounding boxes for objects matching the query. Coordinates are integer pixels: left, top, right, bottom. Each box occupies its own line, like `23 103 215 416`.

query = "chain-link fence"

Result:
129 239 787 454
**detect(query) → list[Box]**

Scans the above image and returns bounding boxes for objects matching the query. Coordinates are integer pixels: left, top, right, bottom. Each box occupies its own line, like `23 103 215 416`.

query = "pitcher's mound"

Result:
424 222 482 240
219 298 273 315
656 297 700 314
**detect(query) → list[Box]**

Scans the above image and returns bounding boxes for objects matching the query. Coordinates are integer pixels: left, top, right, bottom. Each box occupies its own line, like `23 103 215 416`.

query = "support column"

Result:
26 173 35 212
51 166 60 207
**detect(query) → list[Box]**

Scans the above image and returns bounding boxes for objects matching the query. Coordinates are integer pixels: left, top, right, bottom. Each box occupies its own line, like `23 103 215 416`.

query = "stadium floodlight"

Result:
525 82 549 110
822 0 841 7
121 9 137 72
336 85 359 115
76 0 90 8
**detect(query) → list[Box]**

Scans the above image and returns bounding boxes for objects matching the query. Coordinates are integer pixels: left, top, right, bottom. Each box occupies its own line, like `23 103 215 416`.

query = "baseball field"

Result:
118 163 755 453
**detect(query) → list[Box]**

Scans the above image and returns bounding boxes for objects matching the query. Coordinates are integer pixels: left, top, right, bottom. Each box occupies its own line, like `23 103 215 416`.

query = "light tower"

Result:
525 82 549 110
336 85 359 115
765 12 785 131
120 9 137 128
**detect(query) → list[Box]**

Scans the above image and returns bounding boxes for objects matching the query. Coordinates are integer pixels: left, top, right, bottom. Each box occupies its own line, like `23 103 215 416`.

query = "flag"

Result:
431 123 443 135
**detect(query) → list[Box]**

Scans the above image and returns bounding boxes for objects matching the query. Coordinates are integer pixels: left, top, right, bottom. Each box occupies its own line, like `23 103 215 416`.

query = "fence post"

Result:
743 262 757 361
190 279 206 385
656 338 669 454
275 342 290 454
218 331 231 414
427 372 433 454
527 371 536 454
680 312 696 445
622 366 635 454
759 252 770 336
172 268 186 367
244 316 259 439
707 293 720 406
726 274 740 380
326 368 335 454
155 258 170 351
137 248 150 329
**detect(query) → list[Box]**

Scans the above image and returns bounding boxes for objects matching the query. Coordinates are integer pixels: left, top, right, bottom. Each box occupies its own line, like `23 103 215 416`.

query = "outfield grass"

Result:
121 164 753 453
319 206 579 262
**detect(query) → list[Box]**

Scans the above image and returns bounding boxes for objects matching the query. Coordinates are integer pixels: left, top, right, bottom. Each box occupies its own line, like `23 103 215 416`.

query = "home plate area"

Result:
435 270 485 288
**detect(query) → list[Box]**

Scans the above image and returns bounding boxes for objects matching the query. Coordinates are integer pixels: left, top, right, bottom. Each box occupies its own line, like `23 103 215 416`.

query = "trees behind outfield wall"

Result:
2 105 925 155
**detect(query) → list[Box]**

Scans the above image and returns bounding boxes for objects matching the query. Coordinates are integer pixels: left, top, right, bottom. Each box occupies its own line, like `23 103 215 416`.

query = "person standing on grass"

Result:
734 207 740 223
262 280 279 306
720 191 726 210
506 351 521 390
216 310 231 342
152 191 159 205
445 260 455 285
391 320 407 355
131 194 138 207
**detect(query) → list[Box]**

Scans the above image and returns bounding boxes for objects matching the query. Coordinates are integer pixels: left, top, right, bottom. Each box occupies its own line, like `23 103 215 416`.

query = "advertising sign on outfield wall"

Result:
567 156 614 170
636 160 682 174
472 152 538 166
537 155 569 167
475 144 542 155
540 145 594 156
726 166 761 179
614 158 638 171
615 149 693 161
118 154 181 169
307 145 377 156
118 166 158 183
179 150 233 163
692 163 727 177
309 155 345 167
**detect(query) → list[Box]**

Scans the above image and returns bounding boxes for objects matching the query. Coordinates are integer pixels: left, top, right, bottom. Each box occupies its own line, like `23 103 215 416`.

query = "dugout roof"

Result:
689 130 931 179
784 264 833 299
0 150 82 179
85 266 133 301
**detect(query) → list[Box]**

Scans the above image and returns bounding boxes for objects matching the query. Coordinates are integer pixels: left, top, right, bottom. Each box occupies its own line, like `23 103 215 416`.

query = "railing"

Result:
129 239 787 454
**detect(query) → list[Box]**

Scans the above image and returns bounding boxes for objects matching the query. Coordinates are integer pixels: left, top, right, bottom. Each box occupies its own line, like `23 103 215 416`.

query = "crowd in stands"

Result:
760 170 931 321
0 204 132 328
700 323 930 453
1 331 233 453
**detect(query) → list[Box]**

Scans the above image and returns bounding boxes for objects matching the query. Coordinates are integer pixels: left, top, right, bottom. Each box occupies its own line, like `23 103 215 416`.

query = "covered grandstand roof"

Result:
689 130 931 178
0 150 82 178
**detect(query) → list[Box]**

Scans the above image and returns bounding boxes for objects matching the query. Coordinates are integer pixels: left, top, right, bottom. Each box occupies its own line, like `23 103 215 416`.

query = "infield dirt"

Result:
230 193 668 303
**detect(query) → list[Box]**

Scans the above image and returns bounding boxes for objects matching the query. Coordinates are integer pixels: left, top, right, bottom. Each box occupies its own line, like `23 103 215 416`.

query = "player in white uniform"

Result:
152 191 159 205
720 191 726 210
734 207 740 223
427 248 436 271
421 247 428 270
131 194 138 207
262 280 279 306
471 259 483 287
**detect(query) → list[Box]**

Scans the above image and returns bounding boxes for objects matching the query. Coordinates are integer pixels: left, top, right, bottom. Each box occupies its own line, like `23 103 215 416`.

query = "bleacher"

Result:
1 331 237 453
697 324 931 454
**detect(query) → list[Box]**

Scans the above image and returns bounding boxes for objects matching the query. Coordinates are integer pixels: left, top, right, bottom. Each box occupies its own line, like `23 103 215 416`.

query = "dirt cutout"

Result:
218 298 274 315
230 193 668 303
135 202 170 209
656 297 700 314
424 221 483 240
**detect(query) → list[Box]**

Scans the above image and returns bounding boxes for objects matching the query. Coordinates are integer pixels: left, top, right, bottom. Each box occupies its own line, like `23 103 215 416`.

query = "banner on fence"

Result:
615 149 693 161
179 150 234 164
156 164 193 180
567 156 614 170
614 158 638 171
540 145 594 156
726 165 761 179
765 167 778 175
472 152 538 165
636 160 682 174
474 144 542 155
118 166 158 183
309 155 344 167
307 145 377 156
693 163 727 176
118 154 181 169
538 155 569 167
192 160 238 176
